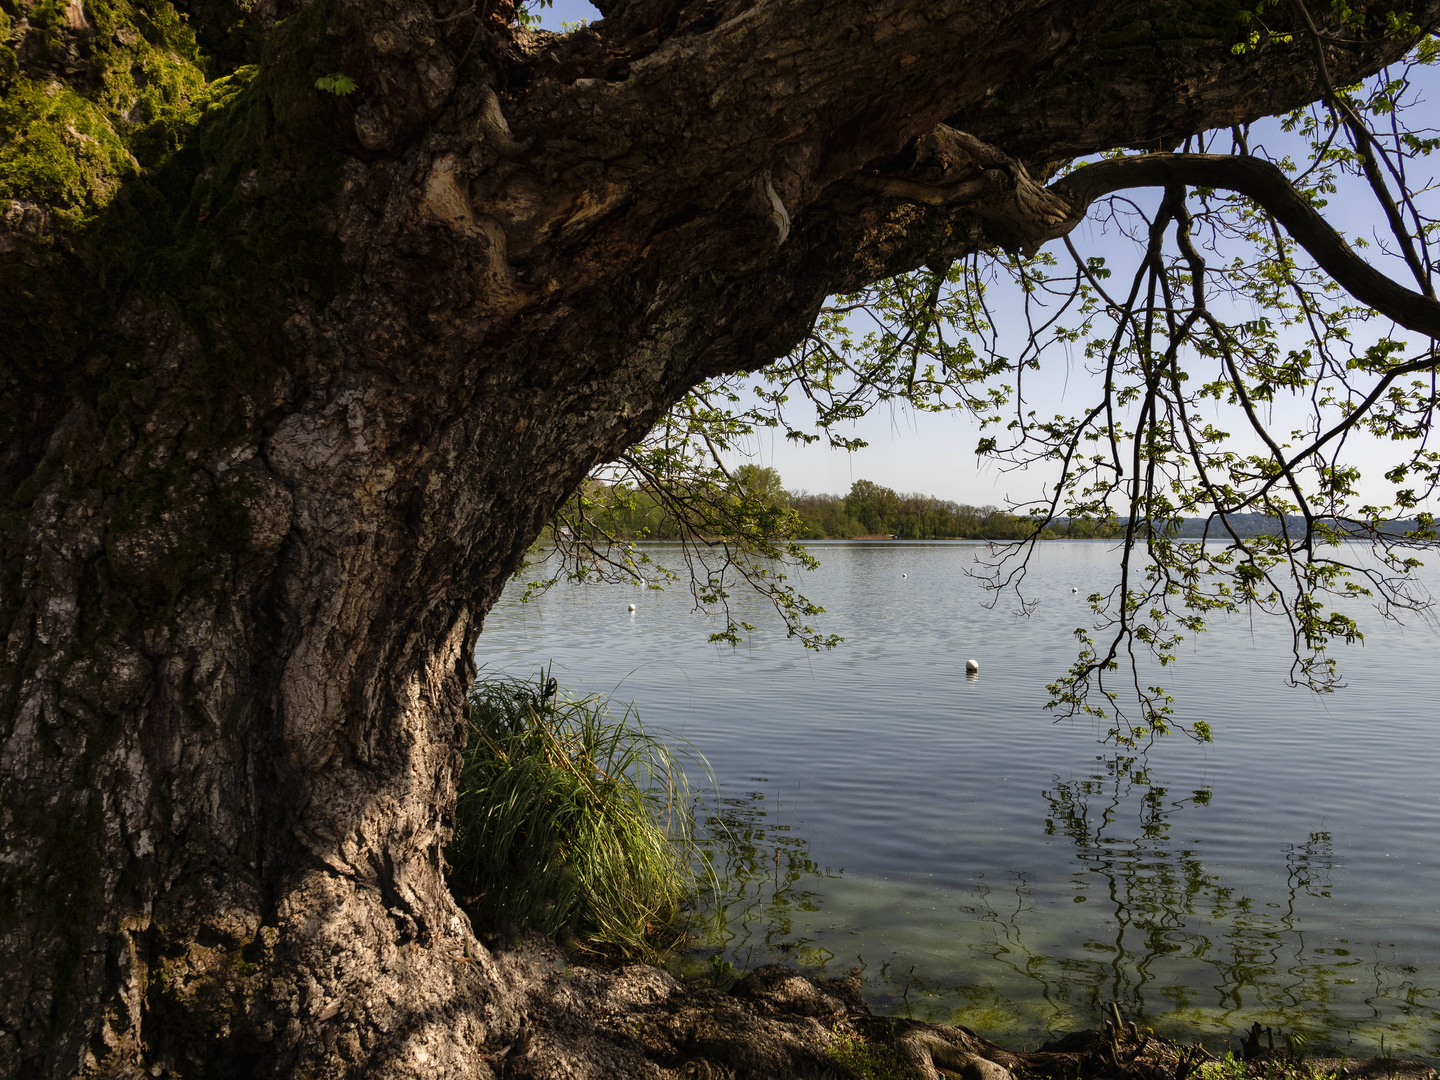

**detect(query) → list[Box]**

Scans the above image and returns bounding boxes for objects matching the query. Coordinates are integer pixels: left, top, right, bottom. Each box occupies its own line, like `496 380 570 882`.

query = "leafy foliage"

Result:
529 400 840 649
549 20 1440 747
312 73 357 96
515 0 553 28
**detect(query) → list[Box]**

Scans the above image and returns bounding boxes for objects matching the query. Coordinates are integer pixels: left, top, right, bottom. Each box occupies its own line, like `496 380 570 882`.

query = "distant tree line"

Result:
563 469 1120 542
555 468 1434 547
787 479 1122 540
552 466 1440 550
1165 513 1430 539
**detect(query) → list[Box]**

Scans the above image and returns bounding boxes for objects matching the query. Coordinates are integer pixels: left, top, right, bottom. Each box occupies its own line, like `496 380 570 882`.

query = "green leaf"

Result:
314 73 357 97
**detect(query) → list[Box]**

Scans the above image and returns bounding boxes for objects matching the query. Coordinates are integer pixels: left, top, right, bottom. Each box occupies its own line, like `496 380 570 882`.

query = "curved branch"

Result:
1052 153 1440 340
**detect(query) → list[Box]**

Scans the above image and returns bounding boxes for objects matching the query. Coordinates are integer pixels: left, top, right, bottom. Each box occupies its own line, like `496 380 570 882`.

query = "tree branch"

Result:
1052 153 1440 341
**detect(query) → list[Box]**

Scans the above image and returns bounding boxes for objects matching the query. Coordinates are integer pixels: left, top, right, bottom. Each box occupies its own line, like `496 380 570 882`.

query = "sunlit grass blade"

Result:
448 670 712 958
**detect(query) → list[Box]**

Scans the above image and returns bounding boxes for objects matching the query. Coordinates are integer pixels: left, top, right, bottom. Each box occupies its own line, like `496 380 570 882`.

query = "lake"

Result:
475 540 1440 1058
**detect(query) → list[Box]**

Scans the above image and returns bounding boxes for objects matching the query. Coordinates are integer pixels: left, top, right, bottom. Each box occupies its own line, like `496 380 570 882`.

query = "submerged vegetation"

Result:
448 673 705 958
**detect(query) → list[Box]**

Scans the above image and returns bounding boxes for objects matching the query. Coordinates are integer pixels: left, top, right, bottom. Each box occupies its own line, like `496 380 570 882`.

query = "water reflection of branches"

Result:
675 783 842 976
948 754 1439 1055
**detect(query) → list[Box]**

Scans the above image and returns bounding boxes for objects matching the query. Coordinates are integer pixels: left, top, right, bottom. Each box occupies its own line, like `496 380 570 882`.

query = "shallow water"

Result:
476 540 1440 1058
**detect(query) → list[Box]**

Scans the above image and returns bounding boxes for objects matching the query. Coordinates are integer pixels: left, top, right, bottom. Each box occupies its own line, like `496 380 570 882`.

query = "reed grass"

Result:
448 671 706 958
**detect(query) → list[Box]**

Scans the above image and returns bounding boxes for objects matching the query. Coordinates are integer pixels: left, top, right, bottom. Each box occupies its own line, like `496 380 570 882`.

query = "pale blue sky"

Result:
532 0 600 27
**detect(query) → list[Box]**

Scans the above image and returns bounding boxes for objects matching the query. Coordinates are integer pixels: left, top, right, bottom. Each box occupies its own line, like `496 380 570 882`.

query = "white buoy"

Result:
627 603 636 612
1071 587 1078 593
965 658 979 674
902 573 907 578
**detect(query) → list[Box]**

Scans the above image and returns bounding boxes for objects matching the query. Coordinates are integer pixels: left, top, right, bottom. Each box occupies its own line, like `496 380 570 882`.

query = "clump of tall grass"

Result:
448 671 706 958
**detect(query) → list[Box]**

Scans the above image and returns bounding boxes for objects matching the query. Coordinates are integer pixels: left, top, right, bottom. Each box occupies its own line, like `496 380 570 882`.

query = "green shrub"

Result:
448 672 704 958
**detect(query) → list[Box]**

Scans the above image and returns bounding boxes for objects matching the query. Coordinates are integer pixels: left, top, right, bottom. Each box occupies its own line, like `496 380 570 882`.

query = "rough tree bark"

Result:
1 0 1436 1075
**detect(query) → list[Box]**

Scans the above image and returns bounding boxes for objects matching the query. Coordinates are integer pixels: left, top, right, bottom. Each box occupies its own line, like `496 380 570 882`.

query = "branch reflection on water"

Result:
675 761 1440 1060
671 779 843 984
892 755 1440 1058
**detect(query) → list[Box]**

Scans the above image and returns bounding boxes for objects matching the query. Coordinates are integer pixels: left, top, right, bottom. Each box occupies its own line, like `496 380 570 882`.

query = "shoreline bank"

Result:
490 931 1438 1079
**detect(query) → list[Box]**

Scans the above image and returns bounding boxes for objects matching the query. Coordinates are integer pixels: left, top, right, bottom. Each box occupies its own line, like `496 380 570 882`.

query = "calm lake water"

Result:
476 540 1440 1058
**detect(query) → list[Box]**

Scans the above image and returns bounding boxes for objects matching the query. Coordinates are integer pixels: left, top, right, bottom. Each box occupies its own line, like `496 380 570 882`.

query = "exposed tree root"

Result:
487 932 1439 1080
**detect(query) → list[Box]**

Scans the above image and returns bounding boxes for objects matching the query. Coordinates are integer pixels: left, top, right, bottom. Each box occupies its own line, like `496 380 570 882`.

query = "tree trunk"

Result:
1 0 1434 1074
